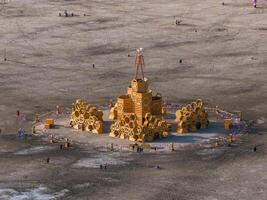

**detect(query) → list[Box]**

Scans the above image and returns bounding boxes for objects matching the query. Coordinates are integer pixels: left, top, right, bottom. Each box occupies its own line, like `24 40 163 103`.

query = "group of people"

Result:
17 128 25 137
132 144 144 153
99 164 107 169
221 0 257 8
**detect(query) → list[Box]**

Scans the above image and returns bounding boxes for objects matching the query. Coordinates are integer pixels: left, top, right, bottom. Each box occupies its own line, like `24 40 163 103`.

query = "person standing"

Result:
171 143 175 152
16 110 20 118
252 0 257 8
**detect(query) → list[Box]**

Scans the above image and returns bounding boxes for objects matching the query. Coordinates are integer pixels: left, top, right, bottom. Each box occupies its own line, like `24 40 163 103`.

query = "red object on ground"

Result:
16 110 20 117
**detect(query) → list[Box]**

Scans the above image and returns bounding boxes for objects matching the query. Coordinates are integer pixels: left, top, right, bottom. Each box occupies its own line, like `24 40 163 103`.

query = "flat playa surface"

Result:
0 0 267 199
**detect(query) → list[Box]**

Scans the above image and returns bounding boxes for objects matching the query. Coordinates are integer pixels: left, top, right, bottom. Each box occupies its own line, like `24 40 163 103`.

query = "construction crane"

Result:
134 48 145 80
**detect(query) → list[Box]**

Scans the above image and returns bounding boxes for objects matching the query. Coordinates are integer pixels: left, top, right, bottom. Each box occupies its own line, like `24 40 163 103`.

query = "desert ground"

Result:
0 0 267 199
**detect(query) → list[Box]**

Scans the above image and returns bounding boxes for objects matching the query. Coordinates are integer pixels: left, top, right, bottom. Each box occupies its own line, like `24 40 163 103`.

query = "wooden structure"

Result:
113 78 163 125
175 99 209 134
109 50 170 142
70 99 103 134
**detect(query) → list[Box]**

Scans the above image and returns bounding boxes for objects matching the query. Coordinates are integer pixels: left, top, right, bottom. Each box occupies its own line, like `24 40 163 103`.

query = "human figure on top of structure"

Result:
135 48 145 80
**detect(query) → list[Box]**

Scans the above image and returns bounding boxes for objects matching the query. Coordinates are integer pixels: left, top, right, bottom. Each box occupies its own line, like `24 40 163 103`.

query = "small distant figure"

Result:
59 13 61 17
92 64 95 69
227 134 234 145
104 164 107 169
215 105 219 114
71 13 74 17
194 29 197 32
16 110 20 118
175 19 182 25
137 146 143 153
155 165 160 169
64 138 70 148
34 113 40 123
55 105 60 115
253 146 257 152
221 1 225 6
46 157 50 164
60 144 63 150
171 143 175 152
179 59 182 64
161 106 167 119
32 126 36 134
4 48 7 61
252 0 257 8
71 103 76 113
17 128 25 137
214 138 219 147
100 164 103 169
49 135 54 144
64 10 68 17
111 143 114 151
251 57 256 60
109 99 114 108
